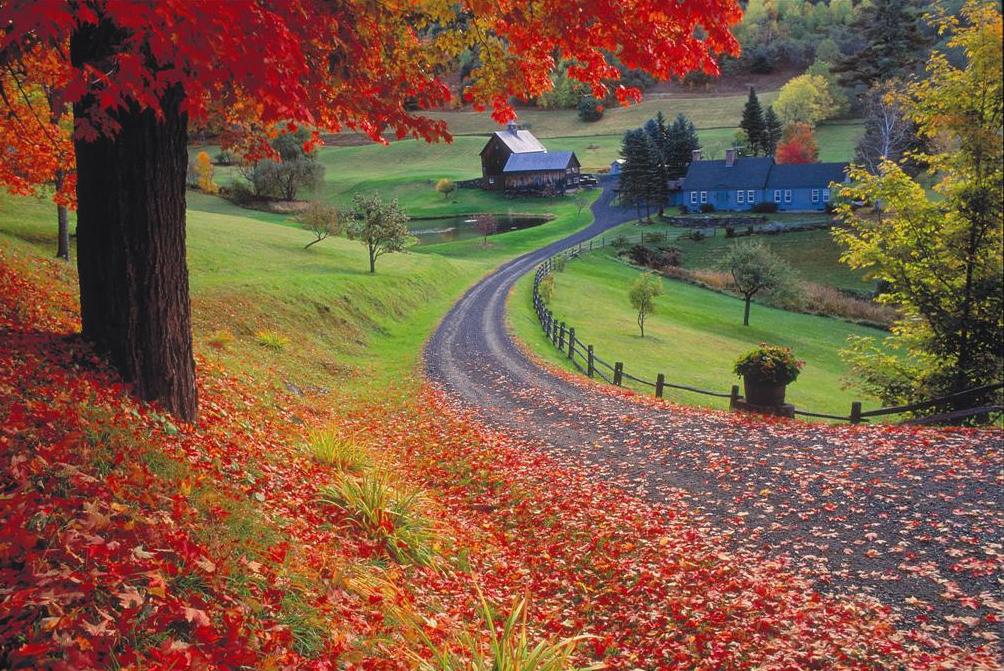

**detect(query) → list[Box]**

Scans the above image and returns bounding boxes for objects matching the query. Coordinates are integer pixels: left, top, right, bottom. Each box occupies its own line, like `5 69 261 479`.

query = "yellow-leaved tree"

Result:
834 0 1003 419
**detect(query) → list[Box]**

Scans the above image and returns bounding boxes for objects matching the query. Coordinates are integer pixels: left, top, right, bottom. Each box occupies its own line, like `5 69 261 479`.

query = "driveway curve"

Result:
423 178 1004 649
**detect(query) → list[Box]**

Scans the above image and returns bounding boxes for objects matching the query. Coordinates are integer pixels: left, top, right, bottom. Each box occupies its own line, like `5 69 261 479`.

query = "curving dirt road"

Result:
424 179 1004 649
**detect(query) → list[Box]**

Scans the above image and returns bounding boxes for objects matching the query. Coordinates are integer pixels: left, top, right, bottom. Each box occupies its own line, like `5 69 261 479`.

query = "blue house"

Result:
677 148 847 212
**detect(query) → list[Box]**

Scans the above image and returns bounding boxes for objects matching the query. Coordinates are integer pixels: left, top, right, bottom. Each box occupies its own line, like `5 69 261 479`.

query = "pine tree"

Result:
644 134 669 218
643 112 670 214
665 113 700 179
832 0 930 90
739 87 767 155
618 129 653 221
764 106 783 156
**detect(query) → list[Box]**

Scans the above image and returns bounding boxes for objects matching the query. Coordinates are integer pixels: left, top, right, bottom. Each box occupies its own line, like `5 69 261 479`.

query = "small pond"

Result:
409 214 553 245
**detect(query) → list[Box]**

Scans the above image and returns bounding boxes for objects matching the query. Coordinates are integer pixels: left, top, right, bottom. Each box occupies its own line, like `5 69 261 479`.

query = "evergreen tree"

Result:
618 129 654 221
833 0 929 90
665 113 700 179
763 106 783 156
644 134 669 218
739 87 767 155
643 111 670 214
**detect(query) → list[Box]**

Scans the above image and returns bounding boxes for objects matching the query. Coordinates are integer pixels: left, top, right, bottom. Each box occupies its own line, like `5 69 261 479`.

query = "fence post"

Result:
730 384 740 410
850 401 862 424
655 373 665 399
613 362 623 386
558 322 566 351
587 346 594 377
551 315 559 345
601 236 605 247
567 328 576 360
589 240 593 251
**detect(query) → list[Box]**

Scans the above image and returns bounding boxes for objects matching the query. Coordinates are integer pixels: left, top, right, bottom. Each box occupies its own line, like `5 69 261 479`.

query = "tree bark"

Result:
743 295 752 326
369 243 376 273
71 24 198 421
55 182 70 262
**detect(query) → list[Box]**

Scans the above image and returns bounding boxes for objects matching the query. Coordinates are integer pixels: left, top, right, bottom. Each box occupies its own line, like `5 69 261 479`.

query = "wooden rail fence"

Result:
532 247 1003 425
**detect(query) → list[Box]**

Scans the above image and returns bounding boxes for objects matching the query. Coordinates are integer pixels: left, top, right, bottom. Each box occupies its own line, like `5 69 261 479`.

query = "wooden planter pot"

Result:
742 374 788 408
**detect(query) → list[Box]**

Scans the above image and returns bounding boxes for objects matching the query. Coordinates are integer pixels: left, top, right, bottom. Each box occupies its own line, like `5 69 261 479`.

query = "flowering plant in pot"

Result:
734 344 803 407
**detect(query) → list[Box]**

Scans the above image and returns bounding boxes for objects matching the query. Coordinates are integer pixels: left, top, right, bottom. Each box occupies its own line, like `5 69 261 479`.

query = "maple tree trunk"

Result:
71 79 197 420
55 203 70 261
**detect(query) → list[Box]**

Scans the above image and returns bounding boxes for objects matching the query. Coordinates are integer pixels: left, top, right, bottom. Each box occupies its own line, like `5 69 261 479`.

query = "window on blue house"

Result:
737 190 745 204
812 189 819 203
773 190 781 203
700 191 707 204
747 190 755 203
784 189 792 203
822 189 830 202
690 191 697 205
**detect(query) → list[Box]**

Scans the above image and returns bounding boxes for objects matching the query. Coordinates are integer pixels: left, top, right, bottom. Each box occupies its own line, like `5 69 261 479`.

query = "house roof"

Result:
766 162 848 188
681 156 774 191
502 151 578 173
486 128 546 154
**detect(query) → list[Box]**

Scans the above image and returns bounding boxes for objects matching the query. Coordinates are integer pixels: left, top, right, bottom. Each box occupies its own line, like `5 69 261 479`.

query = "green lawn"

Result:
509 252 885 417
1 189 595 401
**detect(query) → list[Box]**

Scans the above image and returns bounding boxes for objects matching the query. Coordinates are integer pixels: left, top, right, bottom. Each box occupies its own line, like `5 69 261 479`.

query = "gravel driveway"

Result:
423 179 1004 651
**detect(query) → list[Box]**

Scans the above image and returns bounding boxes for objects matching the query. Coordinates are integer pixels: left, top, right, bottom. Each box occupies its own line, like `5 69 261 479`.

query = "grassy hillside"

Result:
509 252 885 417
0 189 592 400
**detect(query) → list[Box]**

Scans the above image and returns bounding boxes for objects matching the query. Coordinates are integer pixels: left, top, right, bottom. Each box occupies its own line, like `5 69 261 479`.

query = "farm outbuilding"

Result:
480 123 580 193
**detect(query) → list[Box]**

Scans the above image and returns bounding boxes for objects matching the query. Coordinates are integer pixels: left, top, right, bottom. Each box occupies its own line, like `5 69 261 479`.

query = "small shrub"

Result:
319 472 436 566
678 204 689 214
552 255 567 272
734 344 804 384
751 202 779 213
577 96 604 122
255 330 289 350
699 203 716 213
214 150 235 166
611 234 629 249
626 244 681 270
689 229 705 241
306 430 368 472
206 329 234 350
227 180 256 206
538 275 555 304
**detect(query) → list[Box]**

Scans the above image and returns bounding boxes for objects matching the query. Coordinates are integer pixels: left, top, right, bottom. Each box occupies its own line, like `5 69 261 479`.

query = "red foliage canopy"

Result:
775 122 819 164
1 0 741 154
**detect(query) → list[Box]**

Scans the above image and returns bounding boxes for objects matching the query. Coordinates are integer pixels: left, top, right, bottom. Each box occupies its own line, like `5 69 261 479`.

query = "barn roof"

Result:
680 156 774 191
766 162 849 188
486 127 547 154
502 151 578 173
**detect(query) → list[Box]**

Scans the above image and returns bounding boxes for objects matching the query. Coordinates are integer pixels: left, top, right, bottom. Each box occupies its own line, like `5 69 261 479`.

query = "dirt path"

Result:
423 179 1004 651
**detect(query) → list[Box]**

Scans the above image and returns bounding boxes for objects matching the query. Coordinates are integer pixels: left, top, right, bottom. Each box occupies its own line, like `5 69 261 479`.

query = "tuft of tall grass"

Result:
413 589 603 671
255 329 290 350
319 472 437 566
306 430 369 472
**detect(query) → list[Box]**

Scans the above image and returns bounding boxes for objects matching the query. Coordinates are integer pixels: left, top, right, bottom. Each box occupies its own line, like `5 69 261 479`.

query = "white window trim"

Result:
737 190 745 204
747 190 755 203
773 190 781 203
811 189 819 202
784 189 792 203
822 189 830 202
700 191 708 204
690 191 697 205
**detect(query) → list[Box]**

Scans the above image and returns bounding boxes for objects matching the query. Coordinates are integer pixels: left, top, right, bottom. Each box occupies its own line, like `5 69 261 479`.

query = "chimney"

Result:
506 121 520 135
691 148 702 163
725 147 737 167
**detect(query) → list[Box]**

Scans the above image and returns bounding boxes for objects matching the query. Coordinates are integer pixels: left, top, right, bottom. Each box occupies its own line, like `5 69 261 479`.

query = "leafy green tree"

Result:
740 87 767 155
763 106 783 155
774 74 838 126
806 59 850 118
538 274 555 304
298 201 340 250
665 113 700 179
346 193 413 273
835 1 1003 416
577 96 604 122
721 239 794 326
833 0 930 90
629 271 663 337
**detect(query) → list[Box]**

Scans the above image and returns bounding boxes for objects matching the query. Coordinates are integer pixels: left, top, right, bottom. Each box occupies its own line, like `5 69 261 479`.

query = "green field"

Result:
0 189 594 401
510 252 885 417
